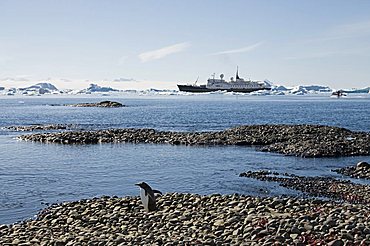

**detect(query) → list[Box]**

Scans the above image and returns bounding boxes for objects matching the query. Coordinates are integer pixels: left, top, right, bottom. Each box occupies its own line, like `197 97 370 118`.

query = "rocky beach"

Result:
0 194 369 245
239 170 370 204
332 162 370 180
17 124 370 158
5 123 370 245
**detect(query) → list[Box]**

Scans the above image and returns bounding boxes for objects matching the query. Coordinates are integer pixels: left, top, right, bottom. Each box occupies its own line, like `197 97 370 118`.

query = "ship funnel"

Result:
236 66 240 80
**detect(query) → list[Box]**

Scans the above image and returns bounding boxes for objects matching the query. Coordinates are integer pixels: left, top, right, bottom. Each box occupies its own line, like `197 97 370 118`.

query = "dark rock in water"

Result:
17 124 370 158
357 161 370 169
332 161 370 180
4 124 76 132
239 170 370 204
67 101 124 108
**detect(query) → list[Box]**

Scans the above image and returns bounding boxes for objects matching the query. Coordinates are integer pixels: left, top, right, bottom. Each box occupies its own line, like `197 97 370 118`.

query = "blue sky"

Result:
1 0 370 89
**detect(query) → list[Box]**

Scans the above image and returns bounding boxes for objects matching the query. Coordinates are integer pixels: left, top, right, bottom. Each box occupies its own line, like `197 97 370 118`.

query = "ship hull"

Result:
177 84 271 93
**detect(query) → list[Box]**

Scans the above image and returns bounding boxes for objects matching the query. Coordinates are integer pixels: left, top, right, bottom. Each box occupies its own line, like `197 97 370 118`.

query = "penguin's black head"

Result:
135 182 150 189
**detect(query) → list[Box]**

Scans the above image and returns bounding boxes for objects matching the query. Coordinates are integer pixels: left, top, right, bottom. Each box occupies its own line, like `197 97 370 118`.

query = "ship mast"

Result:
193 76 199 85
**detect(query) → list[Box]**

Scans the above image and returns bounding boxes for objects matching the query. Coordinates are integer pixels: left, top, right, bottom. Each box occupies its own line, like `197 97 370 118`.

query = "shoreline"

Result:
240 170 370 204
2 123 370 244
1 193 369 245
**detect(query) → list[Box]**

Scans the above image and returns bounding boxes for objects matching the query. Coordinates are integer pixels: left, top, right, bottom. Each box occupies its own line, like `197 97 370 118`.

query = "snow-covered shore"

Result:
0 82 369 97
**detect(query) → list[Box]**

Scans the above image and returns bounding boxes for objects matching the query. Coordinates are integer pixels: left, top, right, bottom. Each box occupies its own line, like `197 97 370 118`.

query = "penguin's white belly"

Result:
140 188 149 211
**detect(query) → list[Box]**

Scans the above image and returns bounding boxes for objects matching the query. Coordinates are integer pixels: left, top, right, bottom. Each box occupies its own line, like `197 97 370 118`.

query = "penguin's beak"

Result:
134 183 140 186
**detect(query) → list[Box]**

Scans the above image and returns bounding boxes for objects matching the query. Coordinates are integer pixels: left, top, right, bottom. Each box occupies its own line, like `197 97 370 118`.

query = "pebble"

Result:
0 193 369 245
328 239 344 246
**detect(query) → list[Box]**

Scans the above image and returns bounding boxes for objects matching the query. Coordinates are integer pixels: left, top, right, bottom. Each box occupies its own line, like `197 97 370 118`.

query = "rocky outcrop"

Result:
17 125 370 158
239 170 370 204
332 161 370 180
4 124 77 131
0 194 369 245
67 101 124 108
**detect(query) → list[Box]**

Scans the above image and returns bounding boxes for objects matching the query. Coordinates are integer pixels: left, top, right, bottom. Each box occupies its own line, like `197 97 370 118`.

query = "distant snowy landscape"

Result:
0 82 369 97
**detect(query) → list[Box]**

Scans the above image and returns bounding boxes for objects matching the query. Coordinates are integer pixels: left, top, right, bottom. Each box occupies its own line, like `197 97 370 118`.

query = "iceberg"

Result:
79 84 119 93
269 85 333 95
342 87 370 94
299 85 331 92
273 85 289 91
18 82 60 95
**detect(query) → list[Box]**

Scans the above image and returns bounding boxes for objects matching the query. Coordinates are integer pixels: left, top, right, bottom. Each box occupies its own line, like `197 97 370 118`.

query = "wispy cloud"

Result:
285 51 337 60
210 42 264 56
138 42 190 62
332 20 370 38
113 78 136 82
286 20 370 60
1 76 30 82
303 20 370 43
284 48 370 60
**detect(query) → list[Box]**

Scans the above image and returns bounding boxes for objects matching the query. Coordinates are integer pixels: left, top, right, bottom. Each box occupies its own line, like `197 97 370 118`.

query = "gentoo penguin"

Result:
135 182 162 212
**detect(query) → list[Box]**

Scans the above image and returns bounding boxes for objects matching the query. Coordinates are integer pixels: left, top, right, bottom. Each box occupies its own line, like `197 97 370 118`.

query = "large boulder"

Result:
357 161 370 169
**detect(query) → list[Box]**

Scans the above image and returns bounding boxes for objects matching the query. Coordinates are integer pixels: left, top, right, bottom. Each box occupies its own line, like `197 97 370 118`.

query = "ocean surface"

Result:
0 93 369 224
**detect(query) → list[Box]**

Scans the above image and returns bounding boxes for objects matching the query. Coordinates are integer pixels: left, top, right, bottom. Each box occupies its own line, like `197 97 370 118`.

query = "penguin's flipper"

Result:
147 192 156 201
152 189 162 195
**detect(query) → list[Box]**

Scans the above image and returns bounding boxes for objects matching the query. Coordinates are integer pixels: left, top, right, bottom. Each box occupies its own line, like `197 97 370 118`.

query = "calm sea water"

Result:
0 94 369 224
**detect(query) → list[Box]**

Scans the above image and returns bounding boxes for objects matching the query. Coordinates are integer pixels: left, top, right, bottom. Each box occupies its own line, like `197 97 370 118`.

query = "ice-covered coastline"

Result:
1 82 369 97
